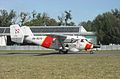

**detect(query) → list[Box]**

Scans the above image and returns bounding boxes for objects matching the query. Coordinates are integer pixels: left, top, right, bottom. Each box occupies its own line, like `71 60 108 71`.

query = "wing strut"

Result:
58 36 68 54
47 34 68 54
58 37 65 50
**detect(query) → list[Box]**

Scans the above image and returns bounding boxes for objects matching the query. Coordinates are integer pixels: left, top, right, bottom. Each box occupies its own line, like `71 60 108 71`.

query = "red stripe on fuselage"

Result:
41 36 53 48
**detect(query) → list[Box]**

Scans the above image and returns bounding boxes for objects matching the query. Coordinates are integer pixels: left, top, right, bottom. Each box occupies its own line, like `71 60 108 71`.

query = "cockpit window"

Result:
81 39 84 42
85 39 92 44
85 39 89 42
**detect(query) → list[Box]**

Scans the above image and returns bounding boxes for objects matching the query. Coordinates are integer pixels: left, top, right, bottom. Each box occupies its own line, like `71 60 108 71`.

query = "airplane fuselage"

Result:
10 24 98 54
25 35 93 52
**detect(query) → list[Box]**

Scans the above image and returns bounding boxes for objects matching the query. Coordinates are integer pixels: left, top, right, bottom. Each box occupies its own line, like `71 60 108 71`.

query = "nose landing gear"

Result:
90 50 94 54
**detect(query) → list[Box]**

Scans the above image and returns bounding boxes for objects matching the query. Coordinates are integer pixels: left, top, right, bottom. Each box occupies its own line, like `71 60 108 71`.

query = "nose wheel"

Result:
90 50 94 54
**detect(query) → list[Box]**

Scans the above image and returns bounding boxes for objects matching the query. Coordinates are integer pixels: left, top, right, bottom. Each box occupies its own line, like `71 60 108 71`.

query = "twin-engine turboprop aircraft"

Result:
10 24 100 54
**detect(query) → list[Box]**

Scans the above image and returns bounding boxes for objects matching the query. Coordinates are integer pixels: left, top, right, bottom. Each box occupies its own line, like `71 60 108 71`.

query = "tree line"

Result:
0 10 74 26
79 9 120 45
0 9 120 45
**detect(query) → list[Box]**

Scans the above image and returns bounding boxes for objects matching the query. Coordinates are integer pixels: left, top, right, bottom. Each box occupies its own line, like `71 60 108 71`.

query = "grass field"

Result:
0 50 120 79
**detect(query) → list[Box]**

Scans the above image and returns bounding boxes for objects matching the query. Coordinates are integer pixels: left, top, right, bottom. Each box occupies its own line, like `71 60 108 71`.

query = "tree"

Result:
0 9 16 27
93 12 120 44
79 20 92 31
67 22 75 26
58 10 75 26
111 8 120 19
20 12 30 26
24 12 58 26
58 13 65 26
64 10 72 25
32 10 37 19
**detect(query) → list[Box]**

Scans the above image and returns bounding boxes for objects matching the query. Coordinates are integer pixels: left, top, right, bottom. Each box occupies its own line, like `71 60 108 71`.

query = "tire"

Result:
90 51 94 54
63 50 68 54
59 50 68 54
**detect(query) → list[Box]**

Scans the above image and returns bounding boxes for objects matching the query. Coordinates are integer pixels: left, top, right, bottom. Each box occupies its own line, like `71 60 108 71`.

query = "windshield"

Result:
85 39 92 44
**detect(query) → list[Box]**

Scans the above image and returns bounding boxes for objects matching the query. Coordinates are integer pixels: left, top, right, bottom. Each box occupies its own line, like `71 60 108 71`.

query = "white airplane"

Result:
10 24 100 54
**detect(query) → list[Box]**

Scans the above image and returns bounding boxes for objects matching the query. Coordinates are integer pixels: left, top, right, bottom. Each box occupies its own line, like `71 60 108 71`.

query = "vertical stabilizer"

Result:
10 25 24 43
21 26 34 36
80 26 87 32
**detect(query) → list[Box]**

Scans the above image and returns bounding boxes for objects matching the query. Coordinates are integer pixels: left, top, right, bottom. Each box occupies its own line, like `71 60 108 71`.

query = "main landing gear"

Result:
59 49 68 54
58 44 69 54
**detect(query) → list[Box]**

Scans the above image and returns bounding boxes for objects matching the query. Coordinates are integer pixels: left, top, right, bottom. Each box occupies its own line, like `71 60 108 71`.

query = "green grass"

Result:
0 54 120 79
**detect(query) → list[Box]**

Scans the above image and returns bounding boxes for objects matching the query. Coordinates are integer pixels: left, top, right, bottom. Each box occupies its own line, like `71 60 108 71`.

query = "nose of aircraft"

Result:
85 41 100 50
85 43 93 49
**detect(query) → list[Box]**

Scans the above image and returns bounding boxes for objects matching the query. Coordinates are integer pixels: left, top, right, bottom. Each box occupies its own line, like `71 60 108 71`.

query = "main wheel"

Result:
63 50 68 54
59 50 68 54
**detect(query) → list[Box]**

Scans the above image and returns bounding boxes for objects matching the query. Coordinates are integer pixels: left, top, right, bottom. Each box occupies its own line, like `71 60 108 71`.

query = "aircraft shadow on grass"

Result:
0 52 92 56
